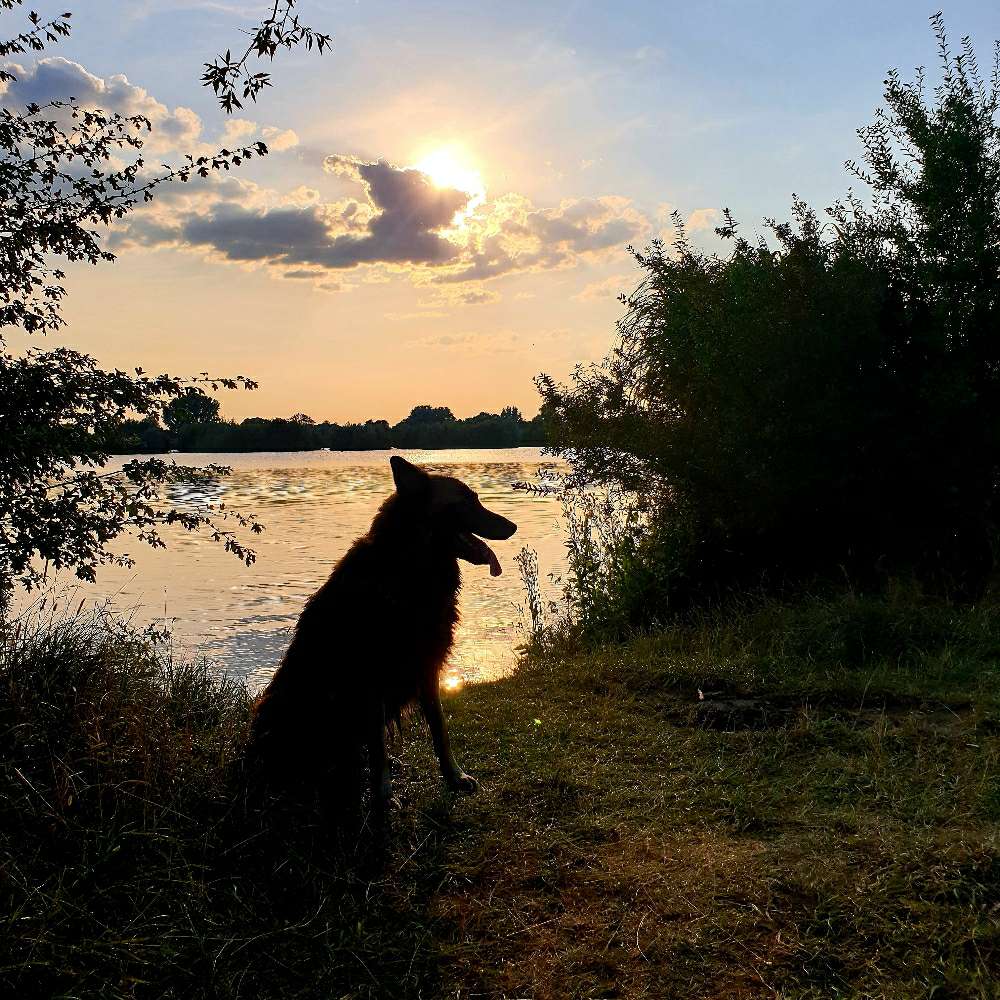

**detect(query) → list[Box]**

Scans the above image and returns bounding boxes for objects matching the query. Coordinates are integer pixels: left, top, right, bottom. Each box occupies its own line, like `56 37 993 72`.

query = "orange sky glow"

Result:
10 1 992 424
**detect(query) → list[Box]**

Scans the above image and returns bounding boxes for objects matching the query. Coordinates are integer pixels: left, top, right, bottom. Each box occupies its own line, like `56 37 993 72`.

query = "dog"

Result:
245 455 517 818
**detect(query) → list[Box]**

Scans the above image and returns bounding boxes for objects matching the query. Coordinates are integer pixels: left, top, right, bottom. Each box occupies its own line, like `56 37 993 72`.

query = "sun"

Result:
412 145 486 221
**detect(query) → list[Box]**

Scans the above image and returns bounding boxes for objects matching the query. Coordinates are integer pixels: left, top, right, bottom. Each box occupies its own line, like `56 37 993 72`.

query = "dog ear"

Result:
390 455 429 494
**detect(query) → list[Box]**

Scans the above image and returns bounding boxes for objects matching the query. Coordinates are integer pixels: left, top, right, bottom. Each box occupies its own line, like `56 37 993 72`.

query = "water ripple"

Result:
72 448 566 689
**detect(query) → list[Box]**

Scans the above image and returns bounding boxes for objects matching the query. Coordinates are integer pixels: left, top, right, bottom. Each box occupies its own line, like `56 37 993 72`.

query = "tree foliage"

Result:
540 15 1000 622
163 390 223 432
404 404 456 425
0 2 330 592
111 403 548 453
201 0 332 113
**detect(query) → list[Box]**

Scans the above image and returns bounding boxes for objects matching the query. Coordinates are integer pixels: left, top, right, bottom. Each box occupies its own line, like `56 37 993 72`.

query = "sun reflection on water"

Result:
62 448 567 691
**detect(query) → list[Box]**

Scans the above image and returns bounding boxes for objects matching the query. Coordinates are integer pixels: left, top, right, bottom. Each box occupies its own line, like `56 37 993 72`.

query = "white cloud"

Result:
219 118 258 146
686 207 721 232
0 57 203 153
261 126 299 152
2 57 301 162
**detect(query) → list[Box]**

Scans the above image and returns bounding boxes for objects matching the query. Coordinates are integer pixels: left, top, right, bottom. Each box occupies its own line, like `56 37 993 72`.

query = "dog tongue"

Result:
485 543 502 577
468 534 502 576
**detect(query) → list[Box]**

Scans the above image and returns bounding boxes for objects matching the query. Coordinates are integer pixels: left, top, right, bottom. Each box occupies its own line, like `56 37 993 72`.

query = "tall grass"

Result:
517 483 677 648
517 473 1000 676
0 601 435 998
1 584 997 997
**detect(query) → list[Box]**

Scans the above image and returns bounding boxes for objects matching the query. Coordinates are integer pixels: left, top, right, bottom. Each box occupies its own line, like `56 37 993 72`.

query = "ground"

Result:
2 593 998 998
378 622 998 999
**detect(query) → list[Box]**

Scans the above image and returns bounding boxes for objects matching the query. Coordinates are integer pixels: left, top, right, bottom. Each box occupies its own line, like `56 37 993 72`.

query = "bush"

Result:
539 16 1000 622
0 603 402 998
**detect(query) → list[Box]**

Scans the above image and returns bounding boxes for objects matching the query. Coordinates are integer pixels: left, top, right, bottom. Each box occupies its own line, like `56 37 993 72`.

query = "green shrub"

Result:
539 16 1000 622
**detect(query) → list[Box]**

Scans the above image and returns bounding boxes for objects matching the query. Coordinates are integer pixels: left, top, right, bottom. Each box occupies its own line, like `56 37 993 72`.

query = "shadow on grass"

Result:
2 589 998 998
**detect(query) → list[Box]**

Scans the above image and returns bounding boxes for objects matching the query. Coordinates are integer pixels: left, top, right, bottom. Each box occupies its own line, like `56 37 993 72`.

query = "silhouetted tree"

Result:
0 2 330 592
405 405 456 424
110 416 172 454
540 14 1000 619
122 404 548 453
163 390 222 432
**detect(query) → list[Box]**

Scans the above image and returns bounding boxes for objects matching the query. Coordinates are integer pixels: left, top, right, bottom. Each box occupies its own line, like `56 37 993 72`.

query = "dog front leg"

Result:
420 688 478 793
366 702 395 817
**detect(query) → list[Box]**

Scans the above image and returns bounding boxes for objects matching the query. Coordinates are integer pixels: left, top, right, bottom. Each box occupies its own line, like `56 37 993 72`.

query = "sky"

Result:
4 1 1000 422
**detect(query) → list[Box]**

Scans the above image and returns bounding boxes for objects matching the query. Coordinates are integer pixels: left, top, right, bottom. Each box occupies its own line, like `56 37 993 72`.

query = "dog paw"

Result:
448 771 479 794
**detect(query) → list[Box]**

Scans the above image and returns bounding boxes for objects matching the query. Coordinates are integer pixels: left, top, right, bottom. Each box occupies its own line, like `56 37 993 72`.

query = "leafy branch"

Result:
0 3 71 84
1 97 269 336
201 0 332 113
0 3 298 592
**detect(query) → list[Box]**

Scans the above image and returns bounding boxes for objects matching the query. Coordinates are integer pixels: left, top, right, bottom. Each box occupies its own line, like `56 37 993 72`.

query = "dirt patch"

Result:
694 695 796 730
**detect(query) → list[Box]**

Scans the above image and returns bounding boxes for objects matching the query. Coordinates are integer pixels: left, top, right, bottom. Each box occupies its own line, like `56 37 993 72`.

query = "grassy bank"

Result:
2 592 998 998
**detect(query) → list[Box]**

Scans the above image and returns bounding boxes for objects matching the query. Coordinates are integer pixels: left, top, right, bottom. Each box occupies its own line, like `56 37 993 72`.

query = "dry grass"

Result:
1 592 998 997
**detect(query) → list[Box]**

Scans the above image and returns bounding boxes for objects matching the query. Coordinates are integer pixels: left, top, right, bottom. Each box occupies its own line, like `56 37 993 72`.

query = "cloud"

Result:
0 57 299 158
109 174 264 247
261 126 299 152
220 118 258 146
437 193 650 283
453 287 501 305
180 204 337 264
423 286 502 307
412 331 522 356
164 156 470 272
281 269 351 293
316 280 350 294
575 273 635 302
0 57 203 152
520 197 642 252
1 54 655 298
109 143 652 291
321 155 470 264
686 208 721 232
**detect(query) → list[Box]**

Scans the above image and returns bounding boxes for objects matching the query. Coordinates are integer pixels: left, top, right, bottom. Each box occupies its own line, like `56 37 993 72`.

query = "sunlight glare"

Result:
412 145 486 222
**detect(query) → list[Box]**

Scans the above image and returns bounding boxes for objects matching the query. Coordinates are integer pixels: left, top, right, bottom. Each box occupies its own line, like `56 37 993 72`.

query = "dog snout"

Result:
472 506 517 540
484 512 517 540
496 515 517 540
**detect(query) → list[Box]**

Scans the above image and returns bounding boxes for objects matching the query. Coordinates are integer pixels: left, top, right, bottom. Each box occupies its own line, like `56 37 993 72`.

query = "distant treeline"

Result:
110 402 548 453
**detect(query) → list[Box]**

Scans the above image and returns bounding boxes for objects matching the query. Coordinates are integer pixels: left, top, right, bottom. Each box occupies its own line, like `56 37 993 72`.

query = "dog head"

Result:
390 455 517 575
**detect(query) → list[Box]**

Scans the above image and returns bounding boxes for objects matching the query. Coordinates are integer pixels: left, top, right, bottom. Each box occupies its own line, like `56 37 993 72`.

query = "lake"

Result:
44 448 567 690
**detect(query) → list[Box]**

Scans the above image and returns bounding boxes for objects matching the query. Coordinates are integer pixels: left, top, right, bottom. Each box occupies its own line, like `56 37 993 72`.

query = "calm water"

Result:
50 448 566 690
